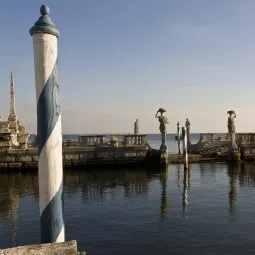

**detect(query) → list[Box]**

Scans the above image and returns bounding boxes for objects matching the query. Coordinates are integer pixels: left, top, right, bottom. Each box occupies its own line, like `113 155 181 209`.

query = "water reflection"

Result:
227 163 241 215
182 168 190 214
239 163 255 187
176 164 181 189
2 164 255 250
63 170 156 202
160 169 168 220
0 172 39 246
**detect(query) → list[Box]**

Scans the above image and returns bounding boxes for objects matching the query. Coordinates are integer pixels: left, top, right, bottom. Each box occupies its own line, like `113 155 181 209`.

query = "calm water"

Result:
1 163 255 254
147 133 201 153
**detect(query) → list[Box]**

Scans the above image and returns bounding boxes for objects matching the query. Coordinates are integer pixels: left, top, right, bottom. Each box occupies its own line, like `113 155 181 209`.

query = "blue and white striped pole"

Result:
30 5 64 243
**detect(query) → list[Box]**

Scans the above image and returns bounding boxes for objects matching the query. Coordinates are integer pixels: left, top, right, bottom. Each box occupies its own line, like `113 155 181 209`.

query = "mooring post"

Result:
185 118 191 153
177 121 181 154
30 5 65 243
182 127 188 170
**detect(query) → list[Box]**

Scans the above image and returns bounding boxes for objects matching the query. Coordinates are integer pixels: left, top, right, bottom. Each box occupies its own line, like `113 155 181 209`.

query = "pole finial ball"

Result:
40 5 50 16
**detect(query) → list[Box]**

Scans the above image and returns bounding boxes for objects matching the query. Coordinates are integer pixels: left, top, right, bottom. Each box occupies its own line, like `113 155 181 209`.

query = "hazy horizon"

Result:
1 1 255 134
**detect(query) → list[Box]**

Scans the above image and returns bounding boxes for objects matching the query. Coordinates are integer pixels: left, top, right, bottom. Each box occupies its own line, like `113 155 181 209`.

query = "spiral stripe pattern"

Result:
33 33 64 243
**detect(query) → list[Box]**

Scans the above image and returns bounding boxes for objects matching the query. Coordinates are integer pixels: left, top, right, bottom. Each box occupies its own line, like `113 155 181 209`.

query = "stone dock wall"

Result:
0 146 149 171
0 240 79 255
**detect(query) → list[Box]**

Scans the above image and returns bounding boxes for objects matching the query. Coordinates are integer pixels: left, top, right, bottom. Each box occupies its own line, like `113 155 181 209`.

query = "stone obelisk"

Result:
8 72 18 134
30 5 64 243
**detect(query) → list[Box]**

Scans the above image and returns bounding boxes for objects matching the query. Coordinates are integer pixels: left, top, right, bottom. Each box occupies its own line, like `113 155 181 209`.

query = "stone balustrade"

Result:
80 134 147 147
198 133 255 144
236 133 255 144
198 133 230 143
199 133 216 142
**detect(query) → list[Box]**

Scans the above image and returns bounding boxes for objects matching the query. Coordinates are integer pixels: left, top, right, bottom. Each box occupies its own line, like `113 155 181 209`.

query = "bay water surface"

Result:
1 134 255 254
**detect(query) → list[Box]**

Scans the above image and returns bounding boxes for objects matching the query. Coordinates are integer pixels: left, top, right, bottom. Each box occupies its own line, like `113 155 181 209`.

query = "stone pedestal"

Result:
160 132 167 150
160 148 168 167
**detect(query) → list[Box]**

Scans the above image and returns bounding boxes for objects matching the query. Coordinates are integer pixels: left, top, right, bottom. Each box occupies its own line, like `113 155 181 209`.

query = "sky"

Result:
1 0 255 134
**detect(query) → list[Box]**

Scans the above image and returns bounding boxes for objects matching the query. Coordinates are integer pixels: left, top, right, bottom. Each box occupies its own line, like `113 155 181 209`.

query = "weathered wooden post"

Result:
30 5 64 243
182 127 188 170
185 118 191 153
177 121 181 154
227 110 240 162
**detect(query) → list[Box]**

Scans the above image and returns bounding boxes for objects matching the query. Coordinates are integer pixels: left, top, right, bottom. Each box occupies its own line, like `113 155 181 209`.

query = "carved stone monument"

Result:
155 108 168 150
0 73 29 150
155 108 169 167
8 72 19 146
227 110 240 161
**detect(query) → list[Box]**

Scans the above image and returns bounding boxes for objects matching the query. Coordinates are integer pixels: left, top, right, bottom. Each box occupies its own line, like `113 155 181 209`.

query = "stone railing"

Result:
199 133 216 142
79 134 147 147
196 132 255 145
236 133 255 144
198 133 229 143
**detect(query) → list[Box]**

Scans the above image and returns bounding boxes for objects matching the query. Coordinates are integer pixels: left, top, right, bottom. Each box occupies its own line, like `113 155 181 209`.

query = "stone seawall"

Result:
0 146 149 171
0 240 79 255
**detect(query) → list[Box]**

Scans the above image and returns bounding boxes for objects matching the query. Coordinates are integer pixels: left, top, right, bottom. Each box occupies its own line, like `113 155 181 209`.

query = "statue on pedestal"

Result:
227 110 240 161
155 108 169 151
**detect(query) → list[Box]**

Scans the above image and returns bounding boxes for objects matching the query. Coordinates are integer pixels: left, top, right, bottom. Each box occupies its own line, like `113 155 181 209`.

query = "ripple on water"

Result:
1 163 255 254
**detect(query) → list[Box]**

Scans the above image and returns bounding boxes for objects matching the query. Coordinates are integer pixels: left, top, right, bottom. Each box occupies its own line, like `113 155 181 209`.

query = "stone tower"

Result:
8 72 19 135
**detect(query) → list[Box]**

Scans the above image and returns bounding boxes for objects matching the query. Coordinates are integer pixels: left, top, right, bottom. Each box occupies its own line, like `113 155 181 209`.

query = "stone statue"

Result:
185 118 190 130
227 110 240 161
155 108 169 133
134 119 139 135
155 108 169 167
155 108 169 154
227 110 236 134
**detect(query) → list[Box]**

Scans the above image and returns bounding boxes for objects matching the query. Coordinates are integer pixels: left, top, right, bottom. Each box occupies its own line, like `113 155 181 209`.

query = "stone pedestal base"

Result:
160 149 168 168
228 151 241 161
228 143 241 162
